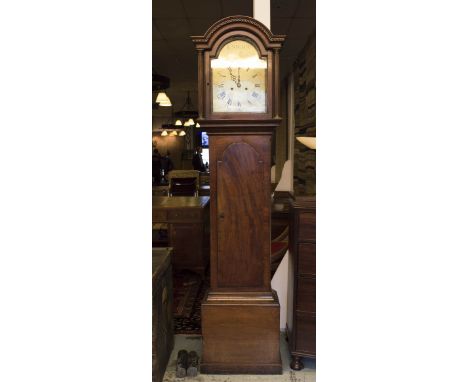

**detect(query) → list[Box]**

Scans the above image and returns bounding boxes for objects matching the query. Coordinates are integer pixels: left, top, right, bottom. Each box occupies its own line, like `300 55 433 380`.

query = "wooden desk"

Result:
153 197 210 276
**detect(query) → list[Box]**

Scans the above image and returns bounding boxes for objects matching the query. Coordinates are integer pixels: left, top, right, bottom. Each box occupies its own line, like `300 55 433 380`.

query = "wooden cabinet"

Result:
153 197 210 277
152 248 174 382
287 197 316 370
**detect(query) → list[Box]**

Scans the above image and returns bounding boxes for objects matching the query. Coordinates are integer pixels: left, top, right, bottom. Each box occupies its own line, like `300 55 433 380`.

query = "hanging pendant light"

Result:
161 130 168 136
187 118 195 126
155 92 172 106
179 130 186 136
183 120 191 127
174 91 199 120
195 122 200 128
175 119 182 126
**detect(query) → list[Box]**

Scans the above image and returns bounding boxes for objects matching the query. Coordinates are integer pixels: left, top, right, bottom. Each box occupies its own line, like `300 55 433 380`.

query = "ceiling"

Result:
153 0 315 115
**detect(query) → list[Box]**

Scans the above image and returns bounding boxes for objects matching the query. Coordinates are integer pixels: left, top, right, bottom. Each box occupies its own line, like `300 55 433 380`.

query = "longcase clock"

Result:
192 16 285 374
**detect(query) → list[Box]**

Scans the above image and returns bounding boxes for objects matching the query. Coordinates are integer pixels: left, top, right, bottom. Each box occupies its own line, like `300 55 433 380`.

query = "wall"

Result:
274 78 289 183
293 35 316 196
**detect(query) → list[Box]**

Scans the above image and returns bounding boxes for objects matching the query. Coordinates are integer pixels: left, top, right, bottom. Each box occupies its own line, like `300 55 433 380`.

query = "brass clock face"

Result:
211 39 267 113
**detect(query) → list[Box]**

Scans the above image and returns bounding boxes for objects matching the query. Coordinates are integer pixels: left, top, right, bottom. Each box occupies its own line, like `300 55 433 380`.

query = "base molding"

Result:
200 360 283 375
201 290 282 375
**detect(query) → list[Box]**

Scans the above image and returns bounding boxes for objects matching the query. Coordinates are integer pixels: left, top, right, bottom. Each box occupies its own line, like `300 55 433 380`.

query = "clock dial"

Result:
211 40 267 113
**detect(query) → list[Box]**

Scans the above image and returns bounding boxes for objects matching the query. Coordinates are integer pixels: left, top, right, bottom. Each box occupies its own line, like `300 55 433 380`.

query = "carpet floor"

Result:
173 271 207 335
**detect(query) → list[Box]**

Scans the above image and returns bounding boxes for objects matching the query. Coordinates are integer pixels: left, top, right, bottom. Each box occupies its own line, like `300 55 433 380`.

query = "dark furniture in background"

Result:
199 172 210 186
287 197 316 370
170 177 197 196
153 248 174 382
199 173 210 196
199 184 210 196
167 170 200 196
152 197 210 277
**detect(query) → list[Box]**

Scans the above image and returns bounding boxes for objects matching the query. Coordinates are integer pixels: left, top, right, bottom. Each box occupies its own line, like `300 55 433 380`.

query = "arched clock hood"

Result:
192 16 286 123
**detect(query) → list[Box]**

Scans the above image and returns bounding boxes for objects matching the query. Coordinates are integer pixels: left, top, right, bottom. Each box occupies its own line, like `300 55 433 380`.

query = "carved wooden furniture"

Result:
287 197 316 370
191 16 285 374
153 248 174 382
152 196 209 277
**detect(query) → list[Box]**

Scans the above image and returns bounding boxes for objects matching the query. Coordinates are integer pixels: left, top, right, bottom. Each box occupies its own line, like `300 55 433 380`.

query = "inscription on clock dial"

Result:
211 40 267 113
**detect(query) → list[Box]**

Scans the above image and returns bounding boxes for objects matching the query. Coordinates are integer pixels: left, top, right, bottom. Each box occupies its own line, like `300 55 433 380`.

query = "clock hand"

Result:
237 67 241 88
228 67 237 83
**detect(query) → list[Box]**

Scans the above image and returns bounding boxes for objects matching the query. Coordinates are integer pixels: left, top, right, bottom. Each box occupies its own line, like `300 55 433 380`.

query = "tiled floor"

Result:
163 333 315 382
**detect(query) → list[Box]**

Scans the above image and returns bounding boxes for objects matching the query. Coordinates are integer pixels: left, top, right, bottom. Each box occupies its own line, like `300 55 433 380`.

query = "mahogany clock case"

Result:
192 16 286 375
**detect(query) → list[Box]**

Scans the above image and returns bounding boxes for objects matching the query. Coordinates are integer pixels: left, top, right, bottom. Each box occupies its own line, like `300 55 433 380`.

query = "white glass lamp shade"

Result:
195 122 200 128
175 120 182 126
183 121 190 127
179 130 186 136
296 137 316 150
161 130 168 136
155 92 172 106
169 131 178 136
187 118 195 126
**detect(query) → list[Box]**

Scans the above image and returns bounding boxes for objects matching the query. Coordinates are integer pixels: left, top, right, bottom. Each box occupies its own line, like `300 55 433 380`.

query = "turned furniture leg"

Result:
290 355 304 371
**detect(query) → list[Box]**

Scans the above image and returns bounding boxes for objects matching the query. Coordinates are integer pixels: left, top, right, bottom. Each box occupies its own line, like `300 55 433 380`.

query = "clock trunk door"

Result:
216 139 270 289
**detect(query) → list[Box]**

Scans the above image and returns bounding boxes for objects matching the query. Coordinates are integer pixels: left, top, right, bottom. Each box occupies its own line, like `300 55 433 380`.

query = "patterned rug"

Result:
173 272 207 334
173 271 202 318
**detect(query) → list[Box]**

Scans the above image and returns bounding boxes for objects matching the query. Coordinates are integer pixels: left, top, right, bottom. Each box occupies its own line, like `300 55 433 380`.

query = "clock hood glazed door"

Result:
209 39 271 119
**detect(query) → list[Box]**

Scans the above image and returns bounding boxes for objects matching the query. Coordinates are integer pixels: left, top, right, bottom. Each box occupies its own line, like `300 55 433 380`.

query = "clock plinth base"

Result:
200 290 282 375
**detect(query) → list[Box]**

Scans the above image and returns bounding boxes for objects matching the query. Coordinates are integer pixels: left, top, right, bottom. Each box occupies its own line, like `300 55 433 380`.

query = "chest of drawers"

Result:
287 197 316 370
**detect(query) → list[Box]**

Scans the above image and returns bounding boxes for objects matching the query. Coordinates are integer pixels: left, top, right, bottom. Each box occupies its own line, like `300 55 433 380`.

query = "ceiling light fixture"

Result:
175 119 182 126
161 130 168 136
155 91 172 106
174 91 199 121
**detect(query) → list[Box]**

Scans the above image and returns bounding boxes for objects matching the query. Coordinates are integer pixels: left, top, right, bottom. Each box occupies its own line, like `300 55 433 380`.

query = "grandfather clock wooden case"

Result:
192 16 285 374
